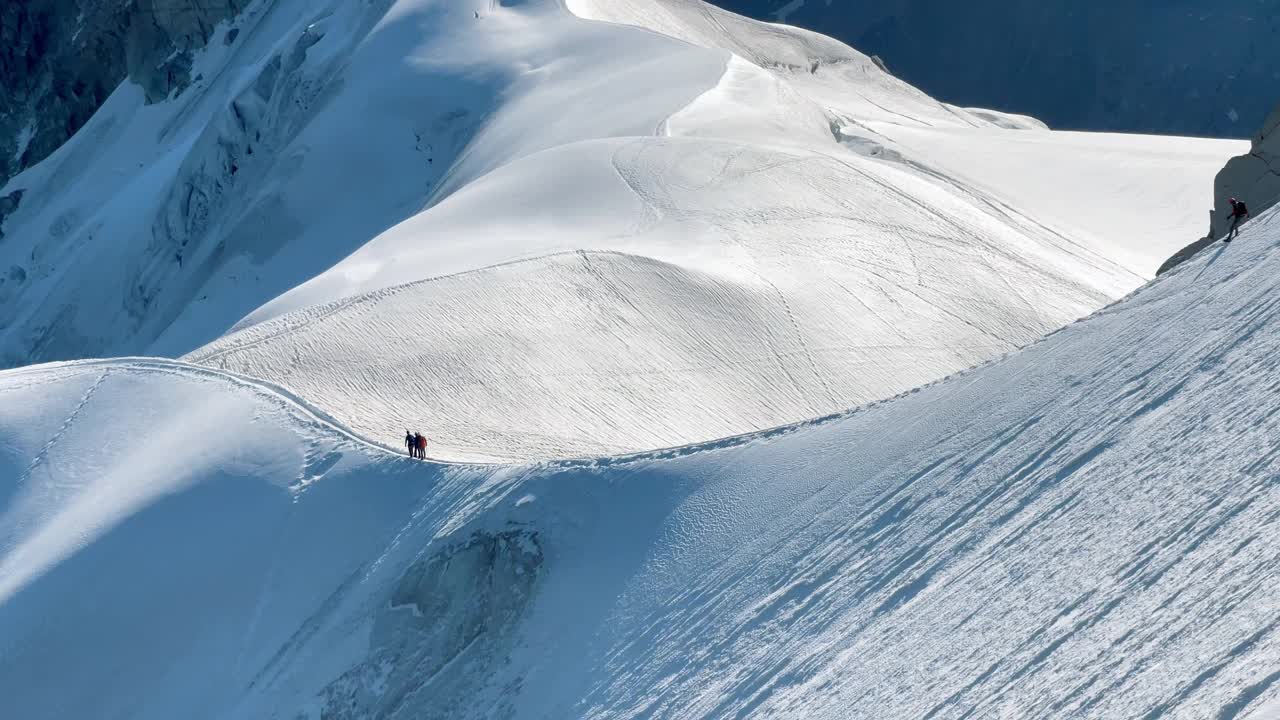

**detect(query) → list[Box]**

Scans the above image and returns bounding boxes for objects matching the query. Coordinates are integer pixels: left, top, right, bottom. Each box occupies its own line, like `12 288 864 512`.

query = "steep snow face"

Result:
6 196 1280 719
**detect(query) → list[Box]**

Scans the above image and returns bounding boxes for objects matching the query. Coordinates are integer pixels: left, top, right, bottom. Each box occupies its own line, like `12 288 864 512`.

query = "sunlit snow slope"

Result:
5 181 1280 720
167 0 1236 461
858 124 1244 276
0 0 1241 461
0 0 725 365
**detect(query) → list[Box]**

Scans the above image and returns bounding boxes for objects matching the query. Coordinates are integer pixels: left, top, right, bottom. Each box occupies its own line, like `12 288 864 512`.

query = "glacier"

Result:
0 0 1275 717
4 154 1280 720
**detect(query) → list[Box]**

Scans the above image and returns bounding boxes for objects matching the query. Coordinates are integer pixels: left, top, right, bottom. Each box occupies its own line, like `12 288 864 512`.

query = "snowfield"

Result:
168 0 1231 461
863 124 1246 277
4 181 1280 720
0 0 1241 459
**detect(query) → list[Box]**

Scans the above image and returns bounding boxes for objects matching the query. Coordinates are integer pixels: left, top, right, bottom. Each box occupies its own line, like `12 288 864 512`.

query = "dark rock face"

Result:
0 0 128 188
712 0 1280 138
0 189 23 239
0 0 249 189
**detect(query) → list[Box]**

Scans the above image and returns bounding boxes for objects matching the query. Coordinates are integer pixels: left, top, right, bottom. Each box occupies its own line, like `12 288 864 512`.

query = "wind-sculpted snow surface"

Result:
186 130 1134 460
856 125 1245 277
711 0 1280 138
8 208 1280 718
178 0 1240 461
0 358 541 720
1 0 1241 459
0 0 726 365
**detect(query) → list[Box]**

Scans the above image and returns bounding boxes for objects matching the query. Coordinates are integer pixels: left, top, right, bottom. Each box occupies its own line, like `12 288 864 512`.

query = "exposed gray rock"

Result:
315 530 542 719
1159 102 1280 275
126 0 250 104
1156 235 1218 276
0 0 249 189
1208 103 1280 241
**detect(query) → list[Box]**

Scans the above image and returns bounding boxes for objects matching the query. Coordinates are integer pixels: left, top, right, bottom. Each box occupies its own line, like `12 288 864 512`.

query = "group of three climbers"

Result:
405 430 427 459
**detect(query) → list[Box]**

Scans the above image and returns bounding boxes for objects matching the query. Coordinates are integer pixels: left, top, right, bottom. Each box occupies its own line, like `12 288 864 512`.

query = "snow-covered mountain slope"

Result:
0 0 1243 459
181 132 1132 461
163 0 1235 462
6 181 1280 720
0 0 725 366
570 0 1243 277
856 123 1244 276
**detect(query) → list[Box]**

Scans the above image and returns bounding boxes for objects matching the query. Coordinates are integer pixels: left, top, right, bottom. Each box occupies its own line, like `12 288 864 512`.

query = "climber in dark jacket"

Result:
405 430 416 458
1225 197 1250 242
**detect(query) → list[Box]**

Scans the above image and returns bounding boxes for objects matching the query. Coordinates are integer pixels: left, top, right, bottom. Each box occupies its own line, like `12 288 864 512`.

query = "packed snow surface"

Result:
5 179 1280 720
863 124 1244 276
0 0 1242 460
168 0 1234 461
0 0 1271 715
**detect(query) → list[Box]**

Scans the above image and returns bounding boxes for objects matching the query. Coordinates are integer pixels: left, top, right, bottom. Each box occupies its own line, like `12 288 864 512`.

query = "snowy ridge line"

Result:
3 353 844 468
0 355 422 460
1 350 872 468
9 244 1150 472
437 0 728 204
12 203 1228 471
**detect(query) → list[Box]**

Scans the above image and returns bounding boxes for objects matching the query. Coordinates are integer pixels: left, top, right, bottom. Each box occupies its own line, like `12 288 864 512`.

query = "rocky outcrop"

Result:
1156 235 1218 276
1158 102 1280 275
0 189 22 239
0 0 249 189
315 530 542 718
1208 103 1280 240
126 0 251 103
